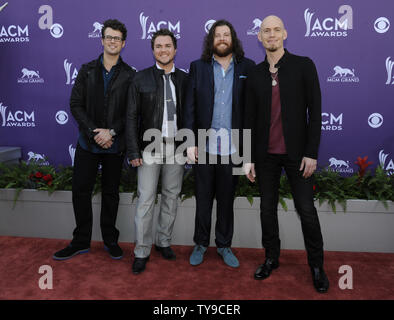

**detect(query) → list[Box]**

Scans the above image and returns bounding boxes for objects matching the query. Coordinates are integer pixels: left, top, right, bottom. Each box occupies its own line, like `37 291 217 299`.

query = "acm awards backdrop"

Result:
0 0 393 175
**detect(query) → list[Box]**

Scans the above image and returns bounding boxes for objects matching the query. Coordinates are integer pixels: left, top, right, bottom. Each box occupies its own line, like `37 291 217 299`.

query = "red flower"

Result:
43 174 52 182
354 156 373 178
313 185 316 191
35 172 43 178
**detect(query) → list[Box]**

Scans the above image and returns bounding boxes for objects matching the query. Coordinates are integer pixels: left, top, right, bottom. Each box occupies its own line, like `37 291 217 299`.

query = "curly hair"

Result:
101 19 127 41
201 19 244 62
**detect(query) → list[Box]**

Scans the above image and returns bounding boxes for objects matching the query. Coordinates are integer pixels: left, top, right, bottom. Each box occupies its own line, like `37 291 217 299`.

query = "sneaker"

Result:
217 247 239 268
104 243 123 260
190 245 207 266
53 244 90 261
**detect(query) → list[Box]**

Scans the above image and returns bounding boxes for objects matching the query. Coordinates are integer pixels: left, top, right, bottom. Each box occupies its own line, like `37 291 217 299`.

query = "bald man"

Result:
244 15 329 293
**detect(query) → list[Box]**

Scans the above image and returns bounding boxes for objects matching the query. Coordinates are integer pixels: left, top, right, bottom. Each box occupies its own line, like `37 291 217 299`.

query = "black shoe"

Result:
311 267 330 293
254 258 279 280
132 256 150 274
53 244 90 261
155 245 176 260
104 243 123 260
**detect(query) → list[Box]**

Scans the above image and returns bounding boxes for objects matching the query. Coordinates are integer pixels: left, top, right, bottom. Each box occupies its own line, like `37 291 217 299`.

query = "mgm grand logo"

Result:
17 68 44 84
328 157 354 173
327 66 359 83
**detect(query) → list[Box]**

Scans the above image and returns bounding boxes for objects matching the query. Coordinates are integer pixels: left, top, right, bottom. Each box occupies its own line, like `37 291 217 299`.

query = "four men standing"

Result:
53 16 329 293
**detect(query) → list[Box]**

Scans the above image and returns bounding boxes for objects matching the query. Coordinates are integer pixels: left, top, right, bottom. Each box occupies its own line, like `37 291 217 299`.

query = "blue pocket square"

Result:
239 75 247 79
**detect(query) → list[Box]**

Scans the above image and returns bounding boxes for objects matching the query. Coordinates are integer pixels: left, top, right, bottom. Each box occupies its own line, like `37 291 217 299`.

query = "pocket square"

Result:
239 75 247 79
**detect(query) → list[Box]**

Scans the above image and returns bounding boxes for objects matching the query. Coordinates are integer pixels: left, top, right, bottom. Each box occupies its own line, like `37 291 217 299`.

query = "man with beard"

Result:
126 29 188 274
244 15 329 293
53 19 135 261
184 20 255 268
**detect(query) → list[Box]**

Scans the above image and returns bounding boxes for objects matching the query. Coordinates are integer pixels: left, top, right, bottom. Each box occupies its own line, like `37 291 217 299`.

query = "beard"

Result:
266 46 278 52
213 42 233 57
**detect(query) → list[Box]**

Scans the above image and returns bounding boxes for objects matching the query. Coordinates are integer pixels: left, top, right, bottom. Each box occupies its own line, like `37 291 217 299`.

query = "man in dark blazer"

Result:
244 15 329 293
184 20 255 268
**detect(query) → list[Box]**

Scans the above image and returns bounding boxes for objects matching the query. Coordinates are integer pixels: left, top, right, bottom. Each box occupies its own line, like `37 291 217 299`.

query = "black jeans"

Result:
193 153 239 248
71 144 124 247
255 154 324 267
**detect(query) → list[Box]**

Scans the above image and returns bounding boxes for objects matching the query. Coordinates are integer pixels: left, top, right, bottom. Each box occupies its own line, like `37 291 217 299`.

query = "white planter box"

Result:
1 189 393 253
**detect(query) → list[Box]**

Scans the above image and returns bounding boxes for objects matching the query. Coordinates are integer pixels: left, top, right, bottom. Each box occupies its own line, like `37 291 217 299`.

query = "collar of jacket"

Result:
262 48 290 70
95 53 124 70
153 64 177 81
205 54 243 65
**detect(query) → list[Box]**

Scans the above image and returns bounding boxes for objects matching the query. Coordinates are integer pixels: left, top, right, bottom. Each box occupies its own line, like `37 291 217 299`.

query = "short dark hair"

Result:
101 19 127 40
151 29 177 50
201 19 244 62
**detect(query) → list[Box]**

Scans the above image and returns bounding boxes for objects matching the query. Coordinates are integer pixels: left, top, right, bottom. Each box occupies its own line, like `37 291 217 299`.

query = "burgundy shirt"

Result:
268 73 287 154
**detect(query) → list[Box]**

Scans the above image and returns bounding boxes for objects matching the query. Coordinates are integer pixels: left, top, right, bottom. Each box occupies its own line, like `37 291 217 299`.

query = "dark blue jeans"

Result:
255 154 324 268
71 144 124 247
193 154 239 248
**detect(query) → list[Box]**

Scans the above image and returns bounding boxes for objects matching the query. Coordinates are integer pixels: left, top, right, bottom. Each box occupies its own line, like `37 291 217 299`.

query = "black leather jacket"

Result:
70 54 135 152
126 66 188 160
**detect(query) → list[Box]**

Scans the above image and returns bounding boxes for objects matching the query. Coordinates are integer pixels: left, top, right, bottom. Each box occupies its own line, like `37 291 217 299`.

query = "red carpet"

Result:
0 236 393 300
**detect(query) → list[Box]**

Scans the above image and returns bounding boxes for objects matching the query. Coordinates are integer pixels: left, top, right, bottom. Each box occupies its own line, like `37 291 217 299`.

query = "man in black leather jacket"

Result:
53 19 135 261
126 29 188 274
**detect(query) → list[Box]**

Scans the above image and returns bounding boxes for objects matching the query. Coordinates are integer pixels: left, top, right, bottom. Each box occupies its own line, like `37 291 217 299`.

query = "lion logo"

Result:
21 68 40 79
27 151 46 162
332 66 355 78
92 22 103 33
247 18 262 35
252 18 262 31
329 157 349 168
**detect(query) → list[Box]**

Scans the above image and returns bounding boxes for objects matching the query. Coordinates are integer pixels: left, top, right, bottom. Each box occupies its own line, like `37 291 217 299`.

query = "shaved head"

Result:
260 15 285 31
258 15 287 53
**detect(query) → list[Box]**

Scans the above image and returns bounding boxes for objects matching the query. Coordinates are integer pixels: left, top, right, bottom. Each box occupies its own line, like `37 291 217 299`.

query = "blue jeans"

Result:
193 154 238 248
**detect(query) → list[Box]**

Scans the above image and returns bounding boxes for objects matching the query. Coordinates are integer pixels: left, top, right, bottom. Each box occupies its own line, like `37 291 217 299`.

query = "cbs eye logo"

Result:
368 113 383 128
55 110 68 125
374 17 390 34
50 23 64 38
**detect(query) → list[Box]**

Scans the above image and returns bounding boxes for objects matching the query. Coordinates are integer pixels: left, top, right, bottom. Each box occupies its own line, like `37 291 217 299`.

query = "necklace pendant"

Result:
272 79 277 86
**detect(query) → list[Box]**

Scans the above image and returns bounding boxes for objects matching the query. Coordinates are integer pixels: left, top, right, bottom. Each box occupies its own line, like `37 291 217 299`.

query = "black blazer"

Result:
244 49 322 163
126 66 188 160
183 56 256 146
70 54 135 152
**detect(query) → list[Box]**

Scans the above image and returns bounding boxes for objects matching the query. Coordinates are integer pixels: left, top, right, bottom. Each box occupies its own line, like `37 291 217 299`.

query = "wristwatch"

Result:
109 129 116 137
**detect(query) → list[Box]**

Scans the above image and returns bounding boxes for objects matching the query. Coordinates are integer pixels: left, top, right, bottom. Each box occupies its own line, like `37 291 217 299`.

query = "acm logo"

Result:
304 5 353 37
0 25 29 42
139 12 181 39
0 102 35 127
379 150 394 175
322 113 343 131
64 59 79 85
